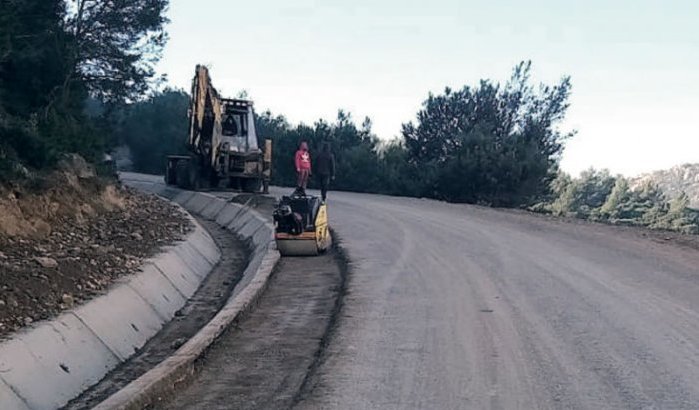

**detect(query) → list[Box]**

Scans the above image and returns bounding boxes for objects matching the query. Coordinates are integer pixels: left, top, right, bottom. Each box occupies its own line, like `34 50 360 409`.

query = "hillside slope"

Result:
0 156 191 337
632 164 699 209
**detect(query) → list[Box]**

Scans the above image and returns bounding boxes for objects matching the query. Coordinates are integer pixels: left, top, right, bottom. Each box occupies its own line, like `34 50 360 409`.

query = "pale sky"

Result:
156 0 699 176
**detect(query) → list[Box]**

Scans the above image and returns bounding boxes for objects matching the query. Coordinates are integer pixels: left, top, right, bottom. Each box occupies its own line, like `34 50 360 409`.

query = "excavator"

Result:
166 65 329 256
165 65 271 192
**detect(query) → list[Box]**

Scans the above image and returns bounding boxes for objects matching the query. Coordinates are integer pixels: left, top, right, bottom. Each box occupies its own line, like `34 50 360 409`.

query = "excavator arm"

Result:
188 65 223 169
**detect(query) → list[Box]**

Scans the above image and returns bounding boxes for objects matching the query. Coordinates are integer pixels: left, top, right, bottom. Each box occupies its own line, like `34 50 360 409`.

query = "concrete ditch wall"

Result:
0 210 220 410
89 174 279 410
118 175 276 299
0 173 278 410
119 174 277 329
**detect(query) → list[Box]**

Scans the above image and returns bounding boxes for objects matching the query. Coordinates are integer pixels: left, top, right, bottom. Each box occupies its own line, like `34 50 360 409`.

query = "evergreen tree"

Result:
112 89 189 174
401 61 574 206
600 177 631 221
0 0 170 180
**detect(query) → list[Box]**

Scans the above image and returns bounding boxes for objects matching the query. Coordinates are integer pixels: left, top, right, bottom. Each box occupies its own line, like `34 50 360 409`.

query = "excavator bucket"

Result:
273 195 331 256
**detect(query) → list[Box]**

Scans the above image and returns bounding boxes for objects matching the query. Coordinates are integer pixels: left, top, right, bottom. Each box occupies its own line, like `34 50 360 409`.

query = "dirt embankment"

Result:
0 156 192 338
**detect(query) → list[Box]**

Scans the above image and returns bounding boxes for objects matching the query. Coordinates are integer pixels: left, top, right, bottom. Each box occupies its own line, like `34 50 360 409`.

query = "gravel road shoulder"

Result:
155 247 346 410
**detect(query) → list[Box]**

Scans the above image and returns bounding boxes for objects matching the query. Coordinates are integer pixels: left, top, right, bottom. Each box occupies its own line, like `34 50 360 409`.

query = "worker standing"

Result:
295 141 312 195
315 142 336 202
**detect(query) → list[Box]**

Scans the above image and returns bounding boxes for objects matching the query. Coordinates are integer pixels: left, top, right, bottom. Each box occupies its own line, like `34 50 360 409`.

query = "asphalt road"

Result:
291 190 699 410
115 175 699 409
158 250 344 410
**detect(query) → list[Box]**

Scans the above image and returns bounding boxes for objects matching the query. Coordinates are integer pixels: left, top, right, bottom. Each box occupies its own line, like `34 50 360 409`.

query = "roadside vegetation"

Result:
110 89 190 174
0 1 199 336
254 62 573 207
533 169 699 234
3 2 695 236
0 0 169 184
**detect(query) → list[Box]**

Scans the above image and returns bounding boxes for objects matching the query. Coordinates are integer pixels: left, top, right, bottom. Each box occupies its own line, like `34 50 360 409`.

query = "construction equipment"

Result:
273 194 331 256
165 65 272 192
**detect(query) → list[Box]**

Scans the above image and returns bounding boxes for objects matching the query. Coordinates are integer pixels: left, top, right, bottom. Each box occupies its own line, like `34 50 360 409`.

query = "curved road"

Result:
292 190 699 410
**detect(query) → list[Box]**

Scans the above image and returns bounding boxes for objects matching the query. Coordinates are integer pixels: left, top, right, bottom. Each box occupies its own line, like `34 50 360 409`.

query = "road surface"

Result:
292 190 699 410
117 175 699 409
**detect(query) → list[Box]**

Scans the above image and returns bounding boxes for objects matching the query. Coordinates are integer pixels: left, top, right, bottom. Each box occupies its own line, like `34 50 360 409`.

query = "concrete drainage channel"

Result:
0 207 220 410
91 182 280 410
63 217 248 409
0 176 280 410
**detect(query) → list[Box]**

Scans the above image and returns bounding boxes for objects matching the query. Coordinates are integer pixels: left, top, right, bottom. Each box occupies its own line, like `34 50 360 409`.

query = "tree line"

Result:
253 61 574 207
533 169 699 234
116 60 575 210
108 62 699 235
0 1 578 211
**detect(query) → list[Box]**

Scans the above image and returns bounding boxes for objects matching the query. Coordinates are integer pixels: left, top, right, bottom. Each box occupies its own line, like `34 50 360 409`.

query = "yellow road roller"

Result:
273 194 331 256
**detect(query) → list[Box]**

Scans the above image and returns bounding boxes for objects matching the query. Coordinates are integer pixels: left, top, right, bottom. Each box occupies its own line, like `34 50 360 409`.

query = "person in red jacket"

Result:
294 141 312 195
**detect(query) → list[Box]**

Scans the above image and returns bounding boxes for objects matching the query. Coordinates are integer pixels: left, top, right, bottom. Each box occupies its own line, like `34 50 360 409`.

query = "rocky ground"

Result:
65 218 247 410
0 161 192 338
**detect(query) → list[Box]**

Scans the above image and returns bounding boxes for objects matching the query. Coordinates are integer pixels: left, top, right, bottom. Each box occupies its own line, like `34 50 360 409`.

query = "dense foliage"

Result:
402 62 573 205
535 169 699 234
0 0 169 181
64 0 169 103
5 6 696 236
255 62 573 207
256 110 385 193
111 89 189 174
631 164 699 209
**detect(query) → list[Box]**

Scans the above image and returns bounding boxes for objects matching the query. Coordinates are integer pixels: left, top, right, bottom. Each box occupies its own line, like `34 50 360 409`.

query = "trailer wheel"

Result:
175 160 191 189
187 160 202 190
242 178 262 193
165 160 177 185
209 175 220 190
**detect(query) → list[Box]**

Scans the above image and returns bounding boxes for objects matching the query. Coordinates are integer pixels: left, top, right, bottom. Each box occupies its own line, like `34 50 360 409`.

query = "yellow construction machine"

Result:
273 194 331 256
165 65 272 192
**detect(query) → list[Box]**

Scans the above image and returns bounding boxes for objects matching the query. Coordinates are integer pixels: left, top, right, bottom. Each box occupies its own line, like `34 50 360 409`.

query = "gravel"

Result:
0 187 192 338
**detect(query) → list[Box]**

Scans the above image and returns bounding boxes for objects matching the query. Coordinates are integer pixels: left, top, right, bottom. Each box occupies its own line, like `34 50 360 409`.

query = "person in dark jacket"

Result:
315 142 335 201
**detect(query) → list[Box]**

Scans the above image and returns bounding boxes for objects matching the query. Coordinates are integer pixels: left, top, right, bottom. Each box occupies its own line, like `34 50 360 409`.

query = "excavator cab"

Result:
220 99 257 153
